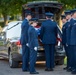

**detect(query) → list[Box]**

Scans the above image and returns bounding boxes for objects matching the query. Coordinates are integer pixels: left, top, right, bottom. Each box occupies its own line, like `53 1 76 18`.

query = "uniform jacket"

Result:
40 20 57 44
62 23 68 45
70 19 76 45
20 19 29 45
66 18 74 45
28 26 39 48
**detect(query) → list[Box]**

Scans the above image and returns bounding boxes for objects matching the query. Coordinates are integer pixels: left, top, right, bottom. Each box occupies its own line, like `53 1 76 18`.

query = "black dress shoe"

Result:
71 70 76 74
67 67 72 72
63 67 67 70
45 68 54 71
30 72 39 74
50 68 54 71
22 70 29 72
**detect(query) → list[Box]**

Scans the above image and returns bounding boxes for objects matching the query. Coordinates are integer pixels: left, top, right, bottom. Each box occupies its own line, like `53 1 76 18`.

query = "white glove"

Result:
34 47 38 51
26 43 29 47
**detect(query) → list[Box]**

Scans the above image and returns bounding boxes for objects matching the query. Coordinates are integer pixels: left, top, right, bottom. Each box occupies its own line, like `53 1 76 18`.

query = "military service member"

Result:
64 10 74 72
61 15 68 70
20 9 32 72
70 9 76 74
28 18 39 74
40 12 57 71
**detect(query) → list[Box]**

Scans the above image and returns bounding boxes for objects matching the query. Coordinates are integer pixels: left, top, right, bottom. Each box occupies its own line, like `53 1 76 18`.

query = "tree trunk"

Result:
59 10 65 29
58 8 65 29
2 13 8 26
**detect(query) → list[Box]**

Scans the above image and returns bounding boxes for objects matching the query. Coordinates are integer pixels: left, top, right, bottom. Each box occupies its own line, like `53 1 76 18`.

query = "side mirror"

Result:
0 32 6 40
0 32 6 46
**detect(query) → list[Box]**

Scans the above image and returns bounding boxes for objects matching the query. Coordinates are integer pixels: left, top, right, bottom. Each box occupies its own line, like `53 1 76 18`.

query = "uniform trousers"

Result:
71 46 76 71
44 44 55 69
22 45 29 71
29 48 37 73
67 45 73 68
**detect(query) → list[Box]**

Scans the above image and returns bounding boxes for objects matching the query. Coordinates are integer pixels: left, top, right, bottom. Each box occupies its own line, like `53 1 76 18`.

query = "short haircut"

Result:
25 13 31 17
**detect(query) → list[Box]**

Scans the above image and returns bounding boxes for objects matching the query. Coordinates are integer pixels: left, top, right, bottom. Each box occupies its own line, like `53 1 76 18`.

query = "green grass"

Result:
64 57 67 65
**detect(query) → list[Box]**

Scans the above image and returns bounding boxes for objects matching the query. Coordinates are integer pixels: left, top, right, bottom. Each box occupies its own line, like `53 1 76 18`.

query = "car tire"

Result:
56 59 64 65
9 52 19 68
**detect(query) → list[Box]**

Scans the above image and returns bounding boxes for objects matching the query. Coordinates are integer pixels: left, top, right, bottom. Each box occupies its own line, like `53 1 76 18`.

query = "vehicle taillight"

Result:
16 40 21 46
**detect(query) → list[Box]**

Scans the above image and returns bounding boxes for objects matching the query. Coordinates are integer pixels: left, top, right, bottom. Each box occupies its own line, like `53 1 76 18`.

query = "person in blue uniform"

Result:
70 9 76 74
20 9 32 72
40 12 57 71
61 15 68 70
64 10 74 72
28 18 39 74
61 15 66 24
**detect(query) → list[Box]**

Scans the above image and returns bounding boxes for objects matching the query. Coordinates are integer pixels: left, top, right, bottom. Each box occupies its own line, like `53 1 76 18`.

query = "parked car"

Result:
0 1 65 68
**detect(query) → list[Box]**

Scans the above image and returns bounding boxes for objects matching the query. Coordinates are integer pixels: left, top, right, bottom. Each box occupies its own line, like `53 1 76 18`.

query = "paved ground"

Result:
0 59 73 75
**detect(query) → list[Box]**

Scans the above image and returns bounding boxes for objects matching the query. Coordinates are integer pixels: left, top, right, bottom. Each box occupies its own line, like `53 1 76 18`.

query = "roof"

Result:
22 1 63 9
27 1 59 4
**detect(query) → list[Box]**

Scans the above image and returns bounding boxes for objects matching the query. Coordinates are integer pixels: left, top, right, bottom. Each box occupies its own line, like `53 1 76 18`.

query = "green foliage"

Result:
0 0 76 26
0 0 76 15
0 0 28 25
58 0 76 9
0 0 40 16
0 0 26 15
0 22 4 27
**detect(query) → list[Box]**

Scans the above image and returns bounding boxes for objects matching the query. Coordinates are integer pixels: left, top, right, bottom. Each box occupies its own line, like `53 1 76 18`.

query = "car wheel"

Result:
9 52 19 68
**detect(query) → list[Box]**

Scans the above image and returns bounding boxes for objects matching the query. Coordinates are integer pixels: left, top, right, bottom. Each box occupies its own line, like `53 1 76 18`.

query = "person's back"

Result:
40 12 57 71
40 19 57 44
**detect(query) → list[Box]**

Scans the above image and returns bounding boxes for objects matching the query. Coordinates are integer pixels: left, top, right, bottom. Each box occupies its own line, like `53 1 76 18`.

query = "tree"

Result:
56 0 76 28
0 0 76 26
0 0 11 25
0 0 27 25
58 0 76 9
0 0 39 26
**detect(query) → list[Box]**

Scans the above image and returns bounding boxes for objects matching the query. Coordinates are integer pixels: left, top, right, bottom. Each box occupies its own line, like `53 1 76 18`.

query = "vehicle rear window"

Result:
31 6 60 20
